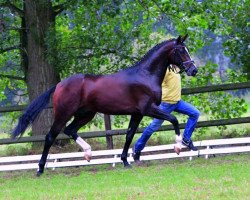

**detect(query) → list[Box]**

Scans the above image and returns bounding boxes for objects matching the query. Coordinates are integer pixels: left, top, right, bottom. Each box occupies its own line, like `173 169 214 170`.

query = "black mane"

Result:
123 38 175 73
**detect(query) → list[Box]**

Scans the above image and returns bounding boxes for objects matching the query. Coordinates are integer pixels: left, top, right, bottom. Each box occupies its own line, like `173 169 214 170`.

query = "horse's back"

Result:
81 73 151 114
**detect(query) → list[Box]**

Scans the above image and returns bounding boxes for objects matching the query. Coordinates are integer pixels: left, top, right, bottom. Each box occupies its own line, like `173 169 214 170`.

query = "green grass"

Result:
0 154 249 200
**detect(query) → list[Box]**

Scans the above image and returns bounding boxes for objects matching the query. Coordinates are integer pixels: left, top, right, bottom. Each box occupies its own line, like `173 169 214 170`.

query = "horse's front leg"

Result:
145 104 182 154
121 114 143 168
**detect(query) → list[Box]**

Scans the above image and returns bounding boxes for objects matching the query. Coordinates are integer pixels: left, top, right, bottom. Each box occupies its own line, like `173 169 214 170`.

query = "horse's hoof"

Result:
174 145 181 155
36 170 43 177
124 163 132 168
84 154 91 162
84 149 92 162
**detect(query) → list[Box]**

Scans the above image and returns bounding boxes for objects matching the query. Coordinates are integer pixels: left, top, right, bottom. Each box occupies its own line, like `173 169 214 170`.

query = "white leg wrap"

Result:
174 135 183 155
175 135 183 149
76 137 92 161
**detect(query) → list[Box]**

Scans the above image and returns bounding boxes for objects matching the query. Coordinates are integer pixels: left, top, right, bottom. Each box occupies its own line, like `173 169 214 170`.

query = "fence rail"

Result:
181 81 250 94
1 117 249 145
0 137 249 172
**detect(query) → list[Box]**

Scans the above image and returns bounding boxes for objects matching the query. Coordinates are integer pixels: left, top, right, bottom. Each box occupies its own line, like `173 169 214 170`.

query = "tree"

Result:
0 1 61 145
156 0 249 79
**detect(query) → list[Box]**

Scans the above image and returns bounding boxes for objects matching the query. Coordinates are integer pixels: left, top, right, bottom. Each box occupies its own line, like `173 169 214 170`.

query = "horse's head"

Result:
169 35 198 76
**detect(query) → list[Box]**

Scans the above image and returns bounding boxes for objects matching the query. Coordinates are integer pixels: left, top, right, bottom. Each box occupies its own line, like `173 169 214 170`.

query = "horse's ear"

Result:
176 36 182 44
181 34 188 42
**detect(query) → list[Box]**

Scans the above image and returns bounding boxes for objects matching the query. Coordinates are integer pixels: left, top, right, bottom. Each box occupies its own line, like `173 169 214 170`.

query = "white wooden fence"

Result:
0 137 249 172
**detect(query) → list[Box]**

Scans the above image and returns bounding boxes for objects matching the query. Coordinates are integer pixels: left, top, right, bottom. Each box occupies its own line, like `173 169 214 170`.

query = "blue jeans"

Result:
134 100 200 153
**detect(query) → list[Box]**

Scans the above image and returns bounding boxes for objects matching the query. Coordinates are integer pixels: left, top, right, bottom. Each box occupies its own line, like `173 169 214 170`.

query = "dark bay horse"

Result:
12 35 198 176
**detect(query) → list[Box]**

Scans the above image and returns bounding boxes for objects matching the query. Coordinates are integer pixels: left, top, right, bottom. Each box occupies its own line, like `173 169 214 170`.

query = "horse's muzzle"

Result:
186 66 198 76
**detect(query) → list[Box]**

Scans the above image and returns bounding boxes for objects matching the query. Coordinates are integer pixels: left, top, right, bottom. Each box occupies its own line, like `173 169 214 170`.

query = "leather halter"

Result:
169 44 195 74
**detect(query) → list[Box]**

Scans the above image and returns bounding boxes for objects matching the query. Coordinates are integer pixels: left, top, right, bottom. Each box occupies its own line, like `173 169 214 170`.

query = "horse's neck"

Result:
143 50 171 85
123 40 173 85
145 41 174 84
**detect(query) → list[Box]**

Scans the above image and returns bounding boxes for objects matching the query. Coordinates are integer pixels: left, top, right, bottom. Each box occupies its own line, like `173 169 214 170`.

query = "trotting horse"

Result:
12 35 198 176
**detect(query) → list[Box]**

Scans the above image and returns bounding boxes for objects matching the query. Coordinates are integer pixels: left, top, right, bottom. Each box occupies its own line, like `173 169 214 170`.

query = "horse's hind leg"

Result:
37 120 67 176
64 110 96 161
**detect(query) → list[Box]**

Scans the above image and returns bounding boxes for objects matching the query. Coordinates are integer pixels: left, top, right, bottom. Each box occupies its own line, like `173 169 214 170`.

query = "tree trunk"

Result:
23 0 60 147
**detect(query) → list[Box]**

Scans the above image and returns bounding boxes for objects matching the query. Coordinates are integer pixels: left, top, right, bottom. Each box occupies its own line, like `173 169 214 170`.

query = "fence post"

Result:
104 114 114 149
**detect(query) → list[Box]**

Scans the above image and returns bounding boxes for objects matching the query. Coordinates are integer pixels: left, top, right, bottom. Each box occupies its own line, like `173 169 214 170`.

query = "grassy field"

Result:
0 154 249 200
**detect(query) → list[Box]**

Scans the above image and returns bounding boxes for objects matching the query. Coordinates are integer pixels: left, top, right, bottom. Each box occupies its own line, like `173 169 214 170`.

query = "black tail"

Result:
12 86 57 138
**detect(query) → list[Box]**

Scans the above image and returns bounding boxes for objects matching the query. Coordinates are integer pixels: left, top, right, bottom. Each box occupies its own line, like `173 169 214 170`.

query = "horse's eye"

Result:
178 48 185 54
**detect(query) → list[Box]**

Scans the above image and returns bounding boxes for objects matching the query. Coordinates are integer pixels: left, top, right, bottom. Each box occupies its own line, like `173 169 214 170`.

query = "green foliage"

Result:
47 1 157 77
158 0 250 78
0 143 30 156
182 62 248 121
0 0 26 105
222 1 250 79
